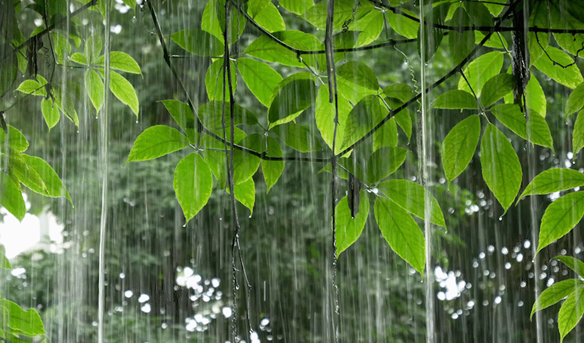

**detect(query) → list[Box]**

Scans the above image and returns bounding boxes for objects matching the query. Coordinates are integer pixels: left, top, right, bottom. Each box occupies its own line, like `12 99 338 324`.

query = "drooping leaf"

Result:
238 57 282 107
232 134 263 185
126 126 189 163
441 115 481 183
272 122 322 152
534 47 583 89
0 125 28 152
335 190 369 257
315 85 351 154
574 111 584 155
0 173 26 221
84 69 104 112
1 299 44 337
537 191 584 253
232 177 255 215
432 90 477 109
160 99 195 131
458 51 504 96
556 256 584 279
173 153 213 223
262 136 284 193
480 73 515 108
22 155 72 204
342 95 388 150
40 98 60 129
531 279 583 320
480 124 522 213
519 168 584 200
365 147 407 184
205 58 237 102
107 70 139 117
374 197 425 275
558 287 584 342
170 29 224 57
252 2 286 33
96 51 141 74
377 179 446 229
448 7 475 66
567 83 584 115
336 61 379 104
268 78 317 124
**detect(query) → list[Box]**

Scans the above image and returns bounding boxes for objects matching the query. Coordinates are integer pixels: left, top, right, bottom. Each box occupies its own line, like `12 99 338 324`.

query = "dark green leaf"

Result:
537 191 584 253
365 147 407 184
126 126 189 163
335 190 369 257
160 100 195 131
441 115 481 183
233 134 263 185
337 61 379 103
432 90 477 109
342 95 388 150
491 104 553 149
246 31 322 68
238 57 282 107
480 73 515 108
262 136 284 193
198 101 258 129
170 29 225 57
268 78 317 124
272 122 322 152
173 153 213 223
449 7 475 66
373 118 398 151
567 83 584 115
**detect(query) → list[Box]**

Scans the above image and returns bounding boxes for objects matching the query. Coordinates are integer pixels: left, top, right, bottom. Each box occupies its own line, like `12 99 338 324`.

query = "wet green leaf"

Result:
22 154 72 204
0 125 28 152
238 57 282 107
574 111 584 155
315 85 351 154
160 99 195 131
232 177 255 215
272 122 322 152
449 7 475 66
233 134 262 185
127 126 189 163
0 173 25 222
432 90 477 109
205 58 237 101
531 279 583 320
480 73 514 107
458 51 504 96
268 78 316 124
246 31 322 68
556 256 584 279
16 79 45 96
534 47 583 89
40 98 60 130
1 299 44 337
262 136 284 193
365 147 407 184
567 83 584 115
383 83 413 103
342 95 388 150
173 153 213 223
441 115 480 183
335 190 369 257
537 191 584 253
558 287 584 342
84 69 104 112
171 29 225 57
519 168 584 200
69 52 87 65
96 51 141 74
108 70 139 117
252 2 285 32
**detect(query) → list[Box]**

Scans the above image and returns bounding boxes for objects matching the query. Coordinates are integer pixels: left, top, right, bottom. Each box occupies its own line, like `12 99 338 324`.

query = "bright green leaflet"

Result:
442 115 481 184
247 0 271 18
519 168 584 200
383 83 414 103
432 90 477 109
567 83 584 115
9 151 48 195
96 51 141 74
40 98 60 129
558 287 584 342
85 69 104 112
70 52 87 65
315 85 351 154
374 197 425 275
252 2 286 32
16 79 46 96
233 134 263 185
458 51 504 97
352 10 384 47
524 73 547 117
373 118 398 151
449 7 475 66
262 136 284 193
107 70 139 117
302 0 373 31
202 149 227 188
537 191 584 253
173 153 214 223
335 191 370 257
205 58 237 102
531 279 584 320
160 99 195 131
556 256 584 279
272 122 322 153
480 124 522 213
170 29 225 57
232 178 255 215
365 147 407 184
279 0 314 15
1 299 45 337
0 125 28 152
237 57 282 107
22 155 72 204
336 61 379 104
342 95 388 149
246 31 322 69
126 125 189 163
480 73 514 108
534 47 583 89
491 104 553 150
386 9 419 39
0 174 25 221
574 111 584 155
528 1 549 64
268 78 317 124
526 113 554 152
84 35 102 64
377 179 446 228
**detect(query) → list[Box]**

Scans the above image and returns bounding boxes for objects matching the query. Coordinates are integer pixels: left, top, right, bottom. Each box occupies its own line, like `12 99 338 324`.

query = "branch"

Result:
335 0 522 158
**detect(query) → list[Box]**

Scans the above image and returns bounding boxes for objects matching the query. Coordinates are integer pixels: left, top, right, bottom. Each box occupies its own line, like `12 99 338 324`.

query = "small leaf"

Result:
16 79 45 96
531 279 584 320
173 153 213 223
441 115 481 183
537 191 584 253
374 197 425 275
232 178 255 215
127 126 189 163
96 51 141 74
268 78 317 124
237 57 282 107
69 52 87 65
233 134 262 185
383 83 413 103
574 111 584 155
556 256 584 279
377 179 446 228
519 168 584 200
272 122 322 152
84 69 104 112
365 147 407 184
1 299 44 337
335 190 370 257
558 287 584 342
22 155 72 204
170 29 224 57
432 90 477 109
480 124 522 213
480 73 515 107
40 98 60 129
262 136 284 193
108 70 139 117
0 173 26 222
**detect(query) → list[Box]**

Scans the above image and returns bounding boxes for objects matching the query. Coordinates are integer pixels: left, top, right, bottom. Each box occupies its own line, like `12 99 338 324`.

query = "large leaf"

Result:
373 118 398 151
237 57 282 107
1 299 44 337
85 69 104 112
315 85 351 154
556 256 584 279
302 0 372 31
233 134 263 185
574 111 584 155
279 0 313 15
458 51 504 96
336 61 379 104
567 83 584 116
160 100 195 132
432 90 477 109
441 115 480 183
9 151 48 195
448 7 475 66
383 83 413 103
342 95 388 150
96 51 141 74
480 73 515 108
268 78 317 124
170 29 224 57
519 168 584 200
232 178 255 215
108 70 139 117
531 279 584 320
386 8 419 39
205 58 237 102
491 104 553 150
272 122 322 152
335 190 370 257
377 179 446 228
126 126 189 163
252 2 285 33
0 125 28 152
262 136 284 193
173 153 213 223
537 191 584 253
558 287 584 342
480 124 522 213
365 147 407 184
374 197 425 275
22 155 72 204
0 173 25 221
534 47 583 89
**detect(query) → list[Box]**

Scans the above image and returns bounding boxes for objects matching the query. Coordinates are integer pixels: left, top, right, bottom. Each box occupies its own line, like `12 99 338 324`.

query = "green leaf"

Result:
480 73 515 108
84 69 104 112
352 10 384 47
537 191 584 253
280 0 313 15
9 151 47 195
480 124 522 213
122 0 135 10
432 90 477 109
374 197 425 275
373 118 398 151
15 79 45 96
272 122 322 152
108 70 139 117
40 98 60 130
528 1 549 64
383 83 413 103
233 134 263 185
51 32 71 65
386 9 419 39
556 256 584 279
458 51 504 96
302 0 371 30
262 136 284 193
491 104 553 150
238 57 282 107
198 101 258 130
448 7 475 66
534 47 583 89
365 147 407 184
22 155 72 204
0 125 28 152
483 0 506 17
335 190 369 257
0 173 26 222
315 85 351 154
337 61 379 103
567 83 584 115
377 179 446 229
252 2 286 33
342 95 388 150
127 126 189 163
0 54 17 97
246 31 322 68
549 2 584 58
171 29 224 57
268 78 317 124
1 299 44 337
441 115 481 183
84 35 102 64
233 178 255 215
526 113 554 151
205 58 237 101
96 51 141 74
173 153 213 223
247 0 271 18
574 111 584 155
160 100 195 131
558 287 584 342
0 246 11 270
519 168 584 200
69 52 87 65
525 73 547 117
531 279 584 320
464 1 492 27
